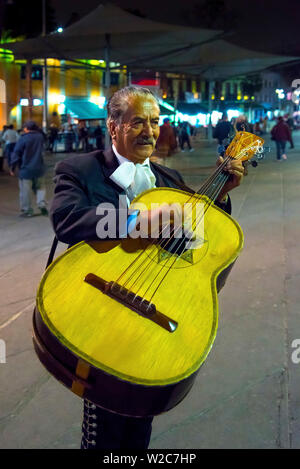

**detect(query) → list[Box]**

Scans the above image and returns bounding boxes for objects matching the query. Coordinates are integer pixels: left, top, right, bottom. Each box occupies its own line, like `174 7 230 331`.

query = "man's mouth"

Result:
136 141 153 146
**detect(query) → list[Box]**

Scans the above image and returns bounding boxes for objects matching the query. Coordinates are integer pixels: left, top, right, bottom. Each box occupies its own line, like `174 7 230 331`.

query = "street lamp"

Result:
276 89 285 99
275 89 285 112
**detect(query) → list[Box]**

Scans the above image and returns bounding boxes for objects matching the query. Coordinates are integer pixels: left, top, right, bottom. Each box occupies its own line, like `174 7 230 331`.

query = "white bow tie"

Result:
110 159 156 201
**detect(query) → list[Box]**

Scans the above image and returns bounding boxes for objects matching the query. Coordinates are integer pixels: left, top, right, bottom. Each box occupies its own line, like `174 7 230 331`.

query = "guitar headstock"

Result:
225 131 265 162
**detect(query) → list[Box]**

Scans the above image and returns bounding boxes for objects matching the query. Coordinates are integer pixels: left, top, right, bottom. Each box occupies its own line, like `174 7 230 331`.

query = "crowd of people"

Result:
48 119 197 157
47 121 104 153
154 118 195 157
0 109 296 219
213 112 295 161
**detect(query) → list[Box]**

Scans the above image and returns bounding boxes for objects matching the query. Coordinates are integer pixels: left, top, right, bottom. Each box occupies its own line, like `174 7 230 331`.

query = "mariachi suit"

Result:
50 147 231 449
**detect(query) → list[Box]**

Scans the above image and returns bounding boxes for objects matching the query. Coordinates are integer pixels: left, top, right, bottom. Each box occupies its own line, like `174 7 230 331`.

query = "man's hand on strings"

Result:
135 203 184 240
216 156 244 202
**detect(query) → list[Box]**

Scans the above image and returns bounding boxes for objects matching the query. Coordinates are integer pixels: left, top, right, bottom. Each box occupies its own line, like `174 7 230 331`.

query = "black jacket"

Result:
50 147 231 245
213 121 232 141
11 130 45 179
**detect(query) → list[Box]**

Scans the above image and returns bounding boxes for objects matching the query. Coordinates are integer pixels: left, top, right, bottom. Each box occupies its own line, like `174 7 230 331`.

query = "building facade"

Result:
0 52 127 130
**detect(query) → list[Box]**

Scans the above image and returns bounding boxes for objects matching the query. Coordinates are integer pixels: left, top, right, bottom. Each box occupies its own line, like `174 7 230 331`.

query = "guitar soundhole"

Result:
162 233 191 256
150 229 209 269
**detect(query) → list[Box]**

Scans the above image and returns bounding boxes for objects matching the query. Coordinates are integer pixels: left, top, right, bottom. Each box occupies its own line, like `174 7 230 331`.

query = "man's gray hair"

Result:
106 86 160 126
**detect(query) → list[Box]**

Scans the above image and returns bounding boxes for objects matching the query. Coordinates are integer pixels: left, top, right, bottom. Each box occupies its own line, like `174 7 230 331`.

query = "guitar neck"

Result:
197 166 230 202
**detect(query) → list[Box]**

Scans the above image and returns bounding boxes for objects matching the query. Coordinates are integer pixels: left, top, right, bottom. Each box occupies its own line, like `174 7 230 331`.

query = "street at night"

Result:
0 0 300 454
1 133 300 448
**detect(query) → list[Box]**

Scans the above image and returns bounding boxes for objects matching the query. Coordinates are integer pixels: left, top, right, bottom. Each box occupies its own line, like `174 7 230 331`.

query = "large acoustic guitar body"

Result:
33 187 243 417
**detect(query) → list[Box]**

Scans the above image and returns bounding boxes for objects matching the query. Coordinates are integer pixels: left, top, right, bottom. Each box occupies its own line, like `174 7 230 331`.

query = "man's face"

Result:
109 95 160 163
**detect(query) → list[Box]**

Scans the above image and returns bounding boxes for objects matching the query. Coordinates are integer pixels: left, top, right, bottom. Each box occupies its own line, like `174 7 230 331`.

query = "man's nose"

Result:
142 121 154 137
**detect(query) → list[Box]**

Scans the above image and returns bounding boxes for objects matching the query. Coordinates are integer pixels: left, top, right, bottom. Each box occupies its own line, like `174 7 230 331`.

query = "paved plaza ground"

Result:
0 131 300 449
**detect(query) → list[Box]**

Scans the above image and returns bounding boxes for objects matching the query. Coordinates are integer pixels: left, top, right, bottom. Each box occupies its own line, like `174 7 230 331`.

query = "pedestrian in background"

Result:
253 121 262 135
2 124 19 167
234 115 253 133
213 113 233 155
48 123 59 153
271 116 292 160
180 121 194 152
64 125 75 153
79 122 89 152
155 117 177 157
284 114 294 148
0 124 7 172
10 120 48 217
94 124 104 150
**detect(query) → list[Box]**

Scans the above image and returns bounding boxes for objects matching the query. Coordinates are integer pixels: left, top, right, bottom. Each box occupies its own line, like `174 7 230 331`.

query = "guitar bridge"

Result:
84 273 178 333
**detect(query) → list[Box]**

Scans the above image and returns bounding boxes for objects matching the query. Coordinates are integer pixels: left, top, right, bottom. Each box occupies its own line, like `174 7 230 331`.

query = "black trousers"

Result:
81 399 153 449
180 134 192 150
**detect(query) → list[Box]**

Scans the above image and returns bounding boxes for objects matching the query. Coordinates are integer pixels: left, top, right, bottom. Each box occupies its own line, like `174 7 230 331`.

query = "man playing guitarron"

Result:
50 86 244 449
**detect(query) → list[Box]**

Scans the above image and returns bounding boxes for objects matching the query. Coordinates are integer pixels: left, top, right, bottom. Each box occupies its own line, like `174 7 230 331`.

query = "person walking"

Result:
213 113 232 146
180 121 194 152
155 117 177 157
94 124 104 150
2 124 19 167
79 122 89 152
48 123 59 153
284 114 294 148
10 120 48 217
271 116 293 160
0 124 8 172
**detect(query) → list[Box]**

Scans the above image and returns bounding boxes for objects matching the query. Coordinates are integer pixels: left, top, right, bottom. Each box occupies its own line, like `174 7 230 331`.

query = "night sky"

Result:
51 0 300 56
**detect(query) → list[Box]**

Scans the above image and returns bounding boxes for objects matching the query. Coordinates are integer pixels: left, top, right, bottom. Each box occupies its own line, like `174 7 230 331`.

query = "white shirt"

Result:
110 144 156 205
2 129 19 144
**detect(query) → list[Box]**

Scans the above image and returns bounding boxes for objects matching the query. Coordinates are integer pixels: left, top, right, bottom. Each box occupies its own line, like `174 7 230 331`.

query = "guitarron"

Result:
33 131 264 417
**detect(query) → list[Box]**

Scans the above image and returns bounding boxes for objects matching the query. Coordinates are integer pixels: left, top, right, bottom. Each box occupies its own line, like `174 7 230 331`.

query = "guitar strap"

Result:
46 236 58 269
44 165 192 270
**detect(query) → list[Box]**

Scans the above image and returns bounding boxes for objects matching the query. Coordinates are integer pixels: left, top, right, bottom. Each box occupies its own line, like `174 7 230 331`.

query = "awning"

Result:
1 3 219 63
2 3 297 80
65 98 107 120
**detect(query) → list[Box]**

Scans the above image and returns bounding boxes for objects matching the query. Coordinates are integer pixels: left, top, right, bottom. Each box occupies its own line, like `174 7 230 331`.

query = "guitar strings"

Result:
141 145 258 303
120 160 233 298
115 139 257 303
120 137 261 292
133 171 229 303
116 155 232 291
125 145 253 301
146 173 230 304
126 170 229 297
114 154 232 288
121 157 233 297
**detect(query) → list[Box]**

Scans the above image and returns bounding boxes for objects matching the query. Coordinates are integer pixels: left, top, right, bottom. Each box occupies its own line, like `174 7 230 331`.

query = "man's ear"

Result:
107 119 117 141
